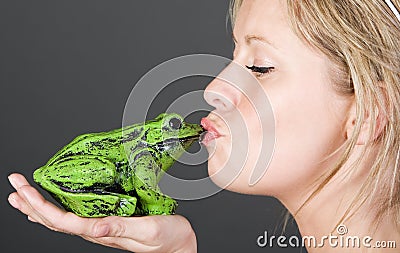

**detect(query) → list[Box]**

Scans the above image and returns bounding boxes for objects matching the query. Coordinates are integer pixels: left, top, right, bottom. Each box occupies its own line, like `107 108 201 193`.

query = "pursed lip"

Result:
200 118 221 137
200 117 222 145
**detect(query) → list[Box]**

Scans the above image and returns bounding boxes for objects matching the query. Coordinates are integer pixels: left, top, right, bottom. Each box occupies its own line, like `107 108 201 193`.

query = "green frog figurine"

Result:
33 113 203 217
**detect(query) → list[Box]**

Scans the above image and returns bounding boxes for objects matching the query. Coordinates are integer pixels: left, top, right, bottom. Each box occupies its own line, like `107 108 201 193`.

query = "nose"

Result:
203 75 241 113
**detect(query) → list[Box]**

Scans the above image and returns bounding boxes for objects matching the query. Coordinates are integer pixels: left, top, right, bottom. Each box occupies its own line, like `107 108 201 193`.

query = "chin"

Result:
206 156 247 192
204 138 231 177
207 149 280 196
207 167 265 195
205 136 276 194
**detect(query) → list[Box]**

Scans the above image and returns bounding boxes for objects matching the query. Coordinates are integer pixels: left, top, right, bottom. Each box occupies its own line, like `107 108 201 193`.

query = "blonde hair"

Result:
230 0 400 231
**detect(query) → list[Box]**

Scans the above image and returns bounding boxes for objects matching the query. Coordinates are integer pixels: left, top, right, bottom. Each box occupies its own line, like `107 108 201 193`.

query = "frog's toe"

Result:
138 197 177 215
115 195 137 216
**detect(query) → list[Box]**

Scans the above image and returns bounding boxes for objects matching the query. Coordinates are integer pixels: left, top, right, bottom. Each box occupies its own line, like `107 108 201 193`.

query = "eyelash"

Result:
245 65 275 78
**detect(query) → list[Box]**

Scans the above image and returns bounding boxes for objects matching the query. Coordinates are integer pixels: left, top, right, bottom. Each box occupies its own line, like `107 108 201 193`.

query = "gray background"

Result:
0 1 305 252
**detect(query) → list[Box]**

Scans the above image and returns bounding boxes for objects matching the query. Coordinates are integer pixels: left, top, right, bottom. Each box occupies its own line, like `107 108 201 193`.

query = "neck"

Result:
278 146 400 252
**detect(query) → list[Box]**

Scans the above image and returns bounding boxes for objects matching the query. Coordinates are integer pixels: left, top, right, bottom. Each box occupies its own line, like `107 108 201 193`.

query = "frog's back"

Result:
46 125 143 166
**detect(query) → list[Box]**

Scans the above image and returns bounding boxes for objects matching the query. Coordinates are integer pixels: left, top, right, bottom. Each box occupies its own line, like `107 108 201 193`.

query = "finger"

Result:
95 216 162 244
10 187 147 252
8 191 46 225
98 215 191 246
12 184 63 229
10 185 103 237
15 184 98 235
8 174 77 232
8 175 112 238
8 192 21 210
8 173 30 190
8 174 49 224
87 216 195 253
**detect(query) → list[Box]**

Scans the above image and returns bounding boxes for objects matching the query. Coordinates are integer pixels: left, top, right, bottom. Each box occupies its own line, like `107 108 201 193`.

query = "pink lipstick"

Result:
200 118 221 145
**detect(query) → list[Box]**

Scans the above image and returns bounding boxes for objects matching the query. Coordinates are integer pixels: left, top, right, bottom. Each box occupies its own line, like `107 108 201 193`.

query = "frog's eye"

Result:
169 117 182 130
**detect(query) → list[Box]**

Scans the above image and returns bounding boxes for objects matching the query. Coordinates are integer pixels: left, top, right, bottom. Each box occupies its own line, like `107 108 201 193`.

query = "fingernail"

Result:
8 195 20 210
95 225 109 237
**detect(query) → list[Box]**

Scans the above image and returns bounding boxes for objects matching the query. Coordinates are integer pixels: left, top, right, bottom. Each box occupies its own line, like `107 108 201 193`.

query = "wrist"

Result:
173 227 197 253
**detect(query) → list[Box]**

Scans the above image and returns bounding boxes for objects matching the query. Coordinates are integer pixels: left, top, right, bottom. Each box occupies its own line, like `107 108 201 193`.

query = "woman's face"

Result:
203 0 352 202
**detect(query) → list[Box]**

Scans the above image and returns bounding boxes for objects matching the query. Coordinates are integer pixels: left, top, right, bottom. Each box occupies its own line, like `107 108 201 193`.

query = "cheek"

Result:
205 99 261 190
206 98 273 193
205 78 349 196
256 82 348 196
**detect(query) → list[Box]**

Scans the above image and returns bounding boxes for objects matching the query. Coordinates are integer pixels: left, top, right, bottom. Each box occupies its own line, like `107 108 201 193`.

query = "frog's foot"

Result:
134 176 177 216
33 155 137 217
138 195 177 216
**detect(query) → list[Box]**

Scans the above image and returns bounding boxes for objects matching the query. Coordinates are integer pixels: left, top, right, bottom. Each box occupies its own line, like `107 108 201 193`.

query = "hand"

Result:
7 173 197 253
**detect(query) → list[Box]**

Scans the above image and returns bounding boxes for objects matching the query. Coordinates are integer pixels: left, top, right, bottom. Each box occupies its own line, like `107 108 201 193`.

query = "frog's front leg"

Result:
130 150 177 215
34 156 137 217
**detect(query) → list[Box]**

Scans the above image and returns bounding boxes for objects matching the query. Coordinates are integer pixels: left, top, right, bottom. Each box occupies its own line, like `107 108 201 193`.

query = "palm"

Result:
8 173 196 253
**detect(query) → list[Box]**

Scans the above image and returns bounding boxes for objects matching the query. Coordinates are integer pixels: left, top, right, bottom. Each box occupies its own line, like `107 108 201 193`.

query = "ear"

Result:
345 93 388 145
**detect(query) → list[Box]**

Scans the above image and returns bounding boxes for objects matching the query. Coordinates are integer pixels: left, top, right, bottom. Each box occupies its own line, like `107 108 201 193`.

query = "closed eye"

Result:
246 65 274 77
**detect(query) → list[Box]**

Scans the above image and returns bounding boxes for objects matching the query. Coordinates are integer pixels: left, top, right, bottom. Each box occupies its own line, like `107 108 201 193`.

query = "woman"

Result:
8 0 400 252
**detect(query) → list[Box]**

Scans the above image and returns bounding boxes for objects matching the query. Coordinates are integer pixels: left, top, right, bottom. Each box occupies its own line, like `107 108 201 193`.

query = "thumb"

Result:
91 215 196 252
94 216 173 246
93 217 127 238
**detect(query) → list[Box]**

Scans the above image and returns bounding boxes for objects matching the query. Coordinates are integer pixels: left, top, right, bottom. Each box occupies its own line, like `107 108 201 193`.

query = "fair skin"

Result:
8 0 400 252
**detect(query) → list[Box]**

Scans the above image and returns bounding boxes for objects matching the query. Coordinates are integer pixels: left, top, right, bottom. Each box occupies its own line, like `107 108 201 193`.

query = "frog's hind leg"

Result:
33 156 137 217
131 152 177 215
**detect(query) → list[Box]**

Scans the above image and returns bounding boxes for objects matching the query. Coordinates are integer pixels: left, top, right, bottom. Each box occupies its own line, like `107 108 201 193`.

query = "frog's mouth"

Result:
154 135 200 152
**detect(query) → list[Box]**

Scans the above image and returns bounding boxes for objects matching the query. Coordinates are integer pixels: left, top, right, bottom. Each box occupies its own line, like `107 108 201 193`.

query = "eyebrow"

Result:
232 32 278 50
